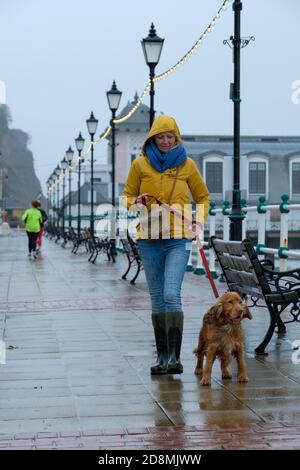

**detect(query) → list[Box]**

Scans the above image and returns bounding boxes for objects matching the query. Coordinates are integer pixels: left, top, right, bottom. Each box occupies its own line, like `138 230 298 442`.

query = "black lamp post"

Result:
141 23 164 128
50 174 56 225
51 176 56 225
106 81 122 207
55 165 61 229
47 177 52 223
61 157 68 232
86 112 98 234
46 178 50 220
75 132 85 234
66 146 74 229
107 81 122 253
225 1 254 241
229 0 243 241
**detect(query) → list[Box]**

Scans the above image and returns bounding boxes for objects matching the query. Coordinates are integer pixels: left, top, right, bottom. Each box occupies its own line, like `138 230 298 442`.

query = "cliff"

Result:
0 105 44 214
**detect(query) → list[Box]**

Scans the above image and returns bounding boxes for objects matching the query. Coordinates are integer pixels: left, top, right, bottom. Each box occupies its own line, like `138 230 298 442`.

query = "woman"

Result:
123 115 210 375
22 200 42 259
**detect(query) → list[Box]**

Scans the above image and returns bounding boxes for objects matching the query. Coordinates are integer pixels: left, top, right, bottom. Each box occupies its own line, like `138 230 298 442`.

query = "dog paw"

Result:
222 372 232 379
237 374 249 383
194 368 203 376
200 376 211 386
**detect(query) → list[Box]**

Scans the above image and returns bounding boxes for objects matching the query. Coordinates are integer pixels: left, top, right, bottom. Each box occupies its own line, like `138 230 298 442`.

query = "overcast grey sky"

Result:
0 0 299 192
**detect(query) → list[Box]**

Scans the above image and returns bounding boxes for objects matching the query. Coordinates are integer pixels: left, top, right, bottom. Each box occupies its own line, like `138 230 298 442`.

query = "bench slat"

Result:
211 239 244 256
225 269 259 287
218 253 253 272
228 283 264 299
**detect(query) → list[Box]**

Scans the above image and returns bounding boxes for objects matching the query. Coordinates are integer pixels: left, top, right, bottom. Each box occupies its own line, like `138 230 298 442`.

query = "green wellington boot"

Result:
151 313 169 375
166 311 183 374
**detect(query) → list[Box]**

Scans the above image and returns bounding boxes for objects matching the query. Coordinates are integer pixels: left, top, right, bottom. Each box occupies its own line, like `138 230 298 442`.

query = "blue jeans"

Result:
138 239 191 314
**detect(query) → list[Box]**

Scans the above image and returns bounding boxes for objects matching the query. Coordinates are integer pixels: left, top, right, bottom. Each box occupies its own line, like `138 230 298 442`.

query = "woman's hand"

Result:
135 193 150 208
188 220 204 238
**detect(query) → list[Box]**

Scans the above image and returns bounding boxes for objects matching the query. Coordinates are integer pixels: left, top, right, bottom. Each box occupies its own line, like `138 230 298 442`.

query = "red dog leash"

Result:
138 195 219 298
194 235 219 298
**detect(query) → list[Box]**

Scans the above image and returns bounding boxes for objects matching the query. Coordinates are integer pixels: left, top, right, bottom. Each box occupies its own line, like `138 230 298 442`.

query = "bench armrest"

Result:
262 265 300 292
260 259 275 270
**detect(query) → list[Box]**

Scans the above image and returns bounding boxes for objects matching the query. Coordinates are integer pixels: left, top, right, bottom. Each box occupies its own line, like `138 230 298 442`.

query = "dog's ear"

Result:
243 304 253 320
212 303 223 319
204 303 223 324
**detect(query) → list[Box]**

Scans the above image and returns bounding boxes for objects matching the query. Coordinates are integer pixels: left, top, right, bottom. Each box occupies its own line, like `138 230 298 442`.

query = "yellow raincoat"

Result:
123 115 210 239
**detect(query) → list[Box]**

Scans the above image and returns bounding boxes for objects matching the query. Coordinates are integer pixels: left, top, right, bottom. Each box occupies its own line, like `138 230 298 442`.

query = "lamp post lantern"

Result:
141 23 164 128
75 132 85 234
86 112 98 234
66 145 74 229
61 156 68 232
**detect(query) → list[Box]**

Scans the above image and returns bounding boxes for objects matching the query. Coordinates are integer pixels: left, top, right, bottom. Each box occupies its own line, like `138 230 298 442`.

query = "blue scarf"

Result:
145 140 187 173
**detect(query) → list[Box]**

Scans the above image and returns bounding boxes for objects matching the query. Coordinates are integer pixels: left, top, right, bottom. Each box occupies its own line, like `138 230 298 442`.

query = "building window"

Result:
206 161 223 194
249 162 266 194
292 162 300 194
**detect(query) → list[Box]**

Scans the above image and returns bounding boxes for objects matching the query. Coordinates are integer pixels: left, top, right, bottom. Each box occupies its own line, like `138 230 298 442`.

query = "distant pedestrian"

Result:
22 200 42 259
36 201 48 253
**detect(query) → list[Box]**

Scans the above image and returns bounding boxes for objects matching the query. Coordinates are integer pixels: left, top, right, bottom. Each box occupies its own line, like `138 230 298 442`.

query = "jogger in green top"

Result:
22 200 42 259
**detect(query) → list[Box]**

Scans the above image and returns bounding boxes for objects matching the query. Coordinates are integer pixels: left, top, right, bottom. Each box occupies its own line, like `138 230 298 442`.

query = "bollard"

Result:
194 237 205 275
219 201 230 283
115 233 121 252
208 202 218 279
186 240 195 272
257 196 267 259
279 240 288 272
0 222 10 236
265 251 275 267
279 194 289 271
241 198 247 240
222 200 230 241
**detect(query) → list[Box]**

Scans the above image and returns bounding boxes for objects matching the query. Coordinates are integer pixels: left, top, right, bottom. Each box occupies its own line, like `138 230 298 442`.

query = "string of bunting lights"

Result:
49 0 231 189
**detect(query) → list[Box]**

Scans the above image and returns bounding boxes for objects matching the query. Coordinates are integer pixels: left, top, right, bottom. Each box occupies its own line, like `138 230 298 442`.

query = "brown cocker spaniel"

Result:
194 292 252 386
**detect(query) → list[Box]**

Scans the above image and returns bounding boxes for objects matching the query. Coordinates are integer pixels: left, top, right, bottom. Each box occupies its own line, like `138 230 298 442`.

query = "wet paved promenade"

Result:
1 231 300 449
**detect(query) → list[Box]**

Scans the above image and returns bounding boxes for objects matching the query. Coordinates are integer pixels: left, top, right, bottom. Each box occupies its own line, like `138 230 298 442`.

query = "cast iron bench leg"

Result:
88 248 94 262
92 249 99 263
274 304 287 334
122 257 132 280
276 319 287 334
130 262 141 285
255 305 276 356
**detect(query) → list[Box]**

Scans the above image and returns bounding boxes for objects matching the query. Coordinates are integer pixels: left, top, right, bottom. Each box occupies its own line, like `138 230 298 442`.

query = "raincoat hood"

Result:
142 115 183 154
